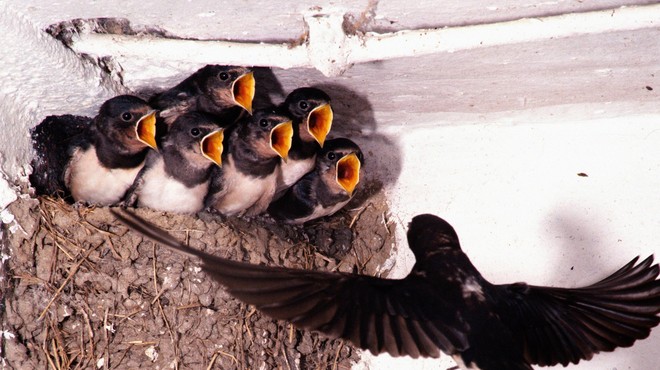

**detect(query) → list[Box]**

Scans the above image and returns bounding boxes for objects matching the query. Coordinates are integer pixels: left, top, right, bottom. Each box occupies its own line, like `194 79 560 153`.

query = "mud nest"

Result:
1 182 394 370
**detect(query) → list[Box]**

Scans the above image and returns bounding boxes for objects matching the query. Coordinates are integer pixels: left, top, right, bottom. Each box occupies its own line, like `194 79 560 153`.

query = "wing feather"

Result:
112 209 469 358
498 256 660 367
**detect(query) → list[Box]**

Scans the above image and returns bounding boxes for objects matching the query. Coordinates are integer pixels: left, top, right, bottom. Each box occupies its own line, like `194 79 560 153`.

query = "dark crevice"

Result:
45 18 173 91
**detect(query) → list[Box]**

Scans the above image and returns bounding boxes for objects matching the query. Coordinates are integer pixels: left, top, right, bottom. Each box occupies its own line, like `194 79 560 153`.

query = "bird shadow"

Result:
252 67 285 110
543 210 649 368
544 210 610 284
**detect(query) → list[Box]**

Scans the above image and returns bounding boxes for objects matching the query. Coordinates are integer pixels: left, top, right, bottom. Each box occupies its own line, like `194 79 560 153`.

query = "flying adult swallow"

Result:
268 138 363 224
205 108 293 217
30 114 90 199
123 111 223 213
276 87 334 195
112 210 660 370
63 95 157 205
149 65 255 126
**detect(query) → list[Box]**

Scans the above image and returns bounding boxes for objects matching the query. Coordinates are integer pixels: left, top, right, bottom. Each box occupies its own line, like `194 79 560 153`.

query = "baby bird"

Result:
64 95 157 205
205 108 293 217
268 138 363 224
150 65 255 125
276 87 334 195
123 112 223 213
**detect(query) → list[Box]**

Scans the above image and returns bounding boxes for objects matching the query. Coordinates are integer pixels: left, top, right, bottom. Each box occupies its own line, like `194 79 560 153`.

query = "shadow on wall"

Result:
312 82 403 201
252 67 286 110
545 210 653 369
545 210 610 282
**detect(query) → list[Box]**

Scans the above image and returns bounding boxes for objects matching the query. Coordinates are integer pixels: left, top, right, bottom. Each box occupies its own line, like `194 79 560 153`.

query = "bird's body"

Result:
124 112 223 214
205 108 293 217
279 155 316 191
63 95 157 205
113 210 660 370
208 155 279 216
132 154 212 214
269 138 363 224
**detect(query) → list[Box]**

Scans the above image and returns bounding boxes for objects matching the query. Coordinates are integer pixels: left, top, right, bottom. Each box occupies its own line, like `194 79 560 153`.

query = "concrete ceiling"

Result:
15 0 660 40
5 1 657 118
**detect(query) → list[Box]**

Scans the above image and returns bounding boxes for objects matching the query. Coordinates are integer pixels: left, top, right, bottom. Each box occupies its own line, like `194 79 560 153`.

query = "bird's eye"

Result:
190 128 201 137
259 119 269 128
121 112 133 121
298 101 309 110
218 72 230 81
327 152 336 160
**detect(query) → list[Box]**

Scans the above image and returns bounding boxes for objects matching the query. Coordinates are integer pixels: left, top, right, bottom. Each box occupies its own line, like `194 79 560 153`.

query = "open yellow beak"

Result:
232 72 255 115
270 120 293 160
336 152 361 197
135 110 158 150
201 128 224 167
307 103 333 148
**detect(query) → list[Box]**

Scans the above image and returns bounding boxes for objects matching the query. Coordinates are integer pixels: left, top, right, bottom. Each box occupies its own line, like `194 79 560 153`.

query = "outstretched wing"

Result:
497 256 660 367
111 209 469 358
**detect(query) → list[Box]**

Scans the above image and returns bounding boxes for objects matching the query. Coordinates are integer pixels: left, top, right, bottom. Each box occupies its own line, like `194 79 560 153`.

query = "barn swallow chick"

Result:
30 114 90 199
123 112 224 213
113 210 660 370
268 138 363 224
149 65 255 125
63 95 157 205
276 87 333 195
205 108 293 217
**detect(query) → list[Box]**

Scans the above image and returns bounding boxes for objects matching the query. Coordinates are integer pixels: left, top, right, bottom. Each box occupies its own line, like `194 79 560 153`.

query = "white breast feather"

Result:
137 159 208 213
65 147 143 205
213 157 277 216
278 157 315 191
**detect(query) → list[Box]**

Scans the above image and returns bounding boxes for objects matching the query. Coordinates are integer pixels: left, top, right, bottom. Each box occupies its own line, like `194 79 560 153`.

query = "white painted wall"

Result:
1 1 659 369
0 3 119 180
375 111 660 370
